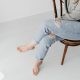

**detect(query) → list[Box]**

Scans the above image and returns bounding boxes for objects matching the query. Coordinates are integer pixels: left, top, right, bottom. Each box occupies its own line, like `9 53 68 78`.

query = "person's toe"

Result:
17 47 23 52
32 66 39 75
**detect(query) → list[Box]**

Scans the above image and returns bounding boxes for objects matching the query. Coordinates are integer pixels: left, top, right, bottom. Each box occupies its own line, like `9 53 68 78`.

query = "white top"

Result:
56 0 80 20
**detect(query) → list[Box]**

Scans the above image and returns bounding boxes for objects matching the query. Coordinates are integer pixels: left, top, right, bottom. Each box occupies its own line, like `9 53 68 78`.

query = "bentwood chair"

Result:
52 0 80 65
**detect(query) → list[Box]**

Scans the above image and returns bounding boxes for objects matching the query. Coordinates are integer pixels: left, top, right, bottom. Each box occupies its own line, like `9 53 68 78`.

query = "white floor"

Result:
0 12 80 80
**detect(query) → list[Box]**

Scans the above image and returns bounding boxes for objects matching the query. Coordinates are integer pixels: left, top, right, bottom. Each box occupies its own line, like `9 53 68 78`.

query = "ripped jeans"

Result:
33 20 64 60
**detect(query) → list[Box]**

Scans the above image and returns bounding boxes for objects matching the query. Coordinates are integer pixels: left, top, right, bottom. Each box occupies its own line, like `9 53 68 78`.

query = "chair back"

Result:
52 0 63 18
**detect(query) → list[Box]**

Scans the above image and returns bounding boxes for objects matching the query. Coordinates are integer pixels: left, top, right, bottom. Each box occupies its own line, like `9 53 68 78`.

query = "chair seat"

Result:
60 39 80 65
52 0 80 65
61 39 80 46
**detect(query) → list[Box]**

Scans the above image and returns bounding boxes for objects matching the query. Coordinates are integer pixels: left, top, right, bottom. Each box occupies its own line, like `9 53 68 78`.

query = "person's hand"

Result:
55 17 61 28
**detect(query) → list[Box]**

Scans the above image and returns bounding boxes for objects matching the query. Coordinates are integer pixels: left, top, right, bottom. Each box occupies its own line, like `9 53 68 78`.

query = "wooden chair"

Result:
52 0 80 65
60 39 80 65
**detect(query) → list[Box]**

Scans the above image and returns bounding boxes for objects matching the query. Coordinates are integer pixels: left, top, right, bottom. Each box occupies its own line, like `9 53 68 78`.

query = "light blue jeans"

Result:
33 18 80 60
33 19 64 60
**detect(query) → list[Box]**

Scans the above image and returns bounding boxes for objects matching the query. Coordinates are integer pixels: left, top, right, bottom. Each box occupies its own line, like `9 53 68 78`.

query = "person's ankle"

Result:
36 60 43 66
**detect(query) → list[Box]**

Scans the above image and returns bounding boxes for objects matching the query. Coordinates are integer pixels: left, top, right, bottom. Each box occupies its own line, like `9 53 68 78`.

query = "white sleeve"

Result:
69 0 80 20
62 0 80 20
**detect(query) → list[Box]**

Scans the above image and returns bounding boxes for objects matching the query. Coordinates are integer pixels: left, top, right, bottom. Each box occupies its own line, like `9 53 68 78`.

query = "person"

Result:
17 0 80 75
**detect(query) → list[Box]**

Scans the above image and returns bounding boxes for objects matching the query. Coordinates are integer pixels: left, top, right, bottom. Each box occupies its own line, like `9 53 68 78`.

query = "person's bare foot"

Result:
32 60 43 76
17 41 37 52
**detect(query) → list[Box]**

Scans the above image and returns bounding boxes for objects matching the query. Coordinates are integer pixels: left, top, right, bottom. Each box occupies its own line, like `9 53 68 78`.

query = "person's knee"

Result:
40 35 56 48
42 19 56 34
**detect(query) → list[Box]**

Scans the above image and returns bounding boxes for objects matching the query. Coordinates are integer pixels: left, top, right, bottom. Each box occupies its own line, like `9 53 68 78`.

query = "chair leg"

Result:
61 45 68 65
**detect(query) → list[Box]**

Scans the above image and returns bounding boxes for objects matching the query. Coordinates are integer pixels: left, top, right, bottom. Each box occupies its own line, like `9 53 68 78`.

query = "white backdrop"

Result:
0 0 53 23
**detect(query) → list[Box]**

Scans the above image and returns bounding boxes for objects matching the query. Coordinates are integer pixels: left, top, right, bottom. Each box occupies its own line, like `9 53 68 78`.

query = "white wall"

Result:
0 0 53 23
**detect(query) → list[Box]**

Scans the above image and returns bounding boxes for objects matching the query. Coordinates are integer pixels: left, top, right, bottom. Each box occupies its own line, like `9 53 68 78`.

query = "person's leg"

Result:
33 34 63 75
17 41 37 52
17 19 57 52
17 23 50 52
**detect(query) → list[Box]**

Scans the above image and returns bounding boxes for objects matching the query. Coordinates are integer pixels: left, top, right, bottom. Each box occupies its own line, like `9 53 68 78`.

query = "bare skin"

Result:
17 41 43 75
17 41 37 52
17 17 61 75
32 60 43 75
